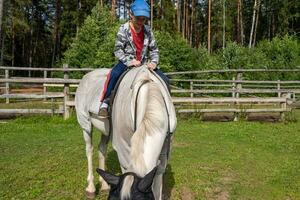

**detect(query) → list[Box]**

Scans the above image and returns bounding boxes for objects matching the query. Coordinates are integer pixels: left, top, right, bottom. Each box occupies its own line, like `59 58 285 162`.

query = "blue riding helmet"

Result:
130 0 150 18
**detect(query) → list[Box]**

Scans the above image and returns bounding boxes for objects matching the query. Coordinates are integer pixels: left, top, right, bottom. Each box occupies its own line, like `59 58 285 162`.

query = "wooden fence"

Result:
0 65 299 120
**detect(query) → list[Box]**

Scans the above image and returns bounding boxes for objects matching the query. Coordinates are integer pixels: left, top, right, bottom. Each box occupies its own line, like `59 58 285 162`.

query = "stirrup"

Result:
98 107 109 118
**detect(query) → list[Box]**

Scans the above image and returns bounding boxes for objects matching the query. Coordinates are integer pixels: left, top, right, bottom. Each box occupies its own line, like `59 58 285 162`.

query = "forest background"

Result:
0 0 299 80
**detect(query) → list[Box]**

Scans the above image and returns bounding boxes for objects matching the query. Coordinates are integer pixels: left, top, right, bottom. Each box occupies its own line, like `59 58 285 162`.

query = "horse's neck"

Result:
112 67 169 176
130 81 169 176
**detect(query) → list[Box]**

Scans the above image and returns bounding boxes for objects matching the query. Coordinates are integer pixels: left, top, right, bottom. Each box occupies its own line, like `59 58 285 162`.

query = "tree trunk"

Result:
237 0 240 42
33 31 39 67
240 0 244 44
118 0 121 18
0 0 3 66
76 0 81 38
0 0 3 49
29 29 33 68
0 31 4 65
222 0 225 49
190 0 195 46
11 4 15 67
99 0 103 8
150 0 153 28
111 0 116 19
185 0 189 40
161 0 163 20
22 36 25 66
12 28 15 67
249 0 257 48
182 0 185 38
177 0 181 32
208 0 211 53
52 0 61 66
253 0 260 47
268 1 271 41
272 13 275 39
123 0 126 19
173 8 176 30
237 0 244 44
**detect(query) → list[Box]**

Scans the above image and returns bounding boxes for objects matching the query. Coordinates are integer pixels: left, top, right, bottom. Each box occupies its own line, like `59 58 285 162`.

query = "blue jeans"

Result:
103 62 169 101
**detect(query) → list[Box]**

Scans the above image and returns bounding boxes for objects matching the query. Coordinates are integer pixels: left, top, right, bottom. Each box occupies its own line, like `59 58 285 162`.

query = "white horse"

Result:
75 66 176 199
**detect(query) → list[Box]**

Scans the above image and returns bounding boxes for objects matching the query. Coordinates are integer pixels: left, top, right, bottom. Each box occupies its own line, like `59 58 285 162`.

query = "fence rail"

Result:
1 65 299 120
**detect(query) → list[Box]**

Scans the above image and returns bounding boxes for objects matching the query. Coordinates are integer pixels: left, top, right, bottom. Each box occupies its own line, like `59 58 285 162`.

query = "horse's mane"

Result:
120 71 168 200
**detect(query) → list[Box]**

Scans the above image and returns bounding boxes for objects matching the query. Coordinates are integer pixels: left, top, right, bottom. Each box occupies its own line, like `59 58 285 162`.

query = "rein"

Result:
132 69 173 175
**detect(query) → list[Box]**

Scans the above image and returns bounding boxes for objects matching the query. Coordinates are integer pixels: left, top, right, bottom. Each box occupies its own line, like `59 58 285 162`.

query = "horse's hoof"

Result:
101 187 110 192
85 191 96 199
101 183 110 192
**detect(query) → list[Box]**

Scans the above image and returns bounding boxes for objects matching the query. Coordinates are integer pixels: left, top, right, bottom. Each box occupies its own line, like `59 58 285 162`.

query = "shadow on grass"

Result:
94 149 120 198
106 149 122 174
163 164 176 200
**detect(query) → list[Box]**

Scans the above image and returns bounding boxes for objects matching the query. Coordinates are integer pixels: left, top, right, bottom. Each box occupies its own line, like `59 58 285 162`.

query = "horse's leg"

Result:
152 174 163 200
98 134 110 191
83 130 96 198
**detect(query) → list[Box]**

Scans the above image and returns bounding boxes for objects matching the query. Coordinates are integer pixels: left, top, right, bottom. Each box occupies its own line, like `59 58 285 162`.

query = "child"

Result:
99 0 169 118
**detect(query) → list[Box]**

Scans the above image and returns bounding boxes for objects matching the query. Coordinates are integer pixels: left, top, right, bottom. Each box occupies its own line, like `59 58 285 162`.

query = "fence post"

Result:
234 72 243 121
190 81 194 98
63 64 70 119
5 69 9 104
280 93 287 121
277 80 281 97
43 70 47 101
236 72 243 98
232 77 236 98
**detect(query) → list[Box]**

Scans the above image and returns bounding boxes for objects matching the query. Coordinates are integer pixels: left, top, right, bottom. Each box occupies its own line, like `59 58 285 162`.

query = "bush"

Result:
63 5 119 69
62 4 300 82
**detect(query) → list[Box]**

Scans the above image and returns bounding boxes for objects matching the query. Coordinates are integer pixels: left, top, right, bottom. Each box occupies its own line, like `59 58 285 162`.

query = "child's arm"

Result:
148 30 159 67
114 26 134 66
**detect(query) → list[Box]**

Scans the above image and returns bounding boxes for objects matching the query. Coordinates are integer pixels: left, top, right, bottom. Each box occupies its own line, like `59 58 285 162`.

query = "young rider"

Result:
98 0 169 118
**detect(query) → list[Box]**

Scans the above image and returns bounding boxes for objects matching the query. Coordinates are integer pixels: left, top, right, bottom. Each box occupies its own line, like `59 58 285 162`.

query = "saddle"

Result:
102 67 170 118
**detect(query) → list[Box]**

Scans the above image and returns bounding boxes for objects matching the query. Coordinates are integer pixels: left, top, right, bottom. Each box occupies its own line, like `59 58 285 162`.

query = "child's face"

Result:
132 15 147 28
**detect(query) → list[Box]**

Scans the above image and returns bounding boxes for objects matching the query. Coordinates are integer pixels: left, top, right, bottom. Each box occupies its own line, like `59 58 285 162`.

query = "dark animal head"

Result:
96 167 157 200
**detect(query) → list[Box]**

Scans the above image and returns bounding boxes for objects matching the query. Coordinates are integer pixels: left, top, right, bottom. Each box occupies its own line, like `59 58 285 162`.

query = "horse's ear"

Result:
96 168 120 186
138 167 157 193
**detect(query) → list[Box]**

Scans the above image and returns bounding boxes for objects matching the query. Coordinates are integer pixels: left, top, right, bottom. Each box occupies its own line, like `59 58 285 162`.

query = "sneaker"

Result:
98 107 109 118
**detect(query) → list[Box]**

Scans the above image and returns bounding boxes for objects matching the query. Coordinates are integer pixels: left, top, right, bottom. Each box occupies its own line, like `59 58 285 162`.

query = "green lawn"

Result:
0 113 300 199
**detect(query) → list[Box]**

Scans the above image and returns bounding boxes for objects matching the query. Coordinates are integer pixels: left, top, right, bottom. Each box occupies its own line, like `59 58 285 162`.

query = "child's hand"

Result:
147 62 157 71
128 59 141 67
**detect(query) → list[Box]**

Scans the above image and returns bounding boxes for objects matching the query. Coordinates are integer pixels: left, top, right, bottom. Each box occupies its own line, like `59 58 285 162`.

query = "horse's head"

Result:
96 167 157 200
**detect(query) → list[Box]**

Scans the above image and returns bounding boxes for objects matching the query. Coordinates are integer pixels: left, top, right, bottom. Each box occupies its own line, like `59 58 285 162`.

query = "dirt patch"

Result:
180 186 196 200
205 187 229 200
216 190 229 200
10 87 43 94
247 113 280 122
202 114 234 122
0 113 17 120
163 187 177 200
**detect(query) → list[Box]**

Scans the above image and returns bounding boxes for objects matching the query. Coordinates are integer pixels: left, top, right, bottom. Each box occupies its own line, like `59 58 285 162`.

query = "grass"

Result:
0 112 300 199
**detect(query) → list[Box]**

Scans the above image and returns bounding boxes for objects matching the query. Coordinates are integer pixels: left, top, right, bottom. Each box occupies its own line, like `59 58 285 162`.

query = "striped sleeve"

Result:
114 26 133 65
148 30 159 65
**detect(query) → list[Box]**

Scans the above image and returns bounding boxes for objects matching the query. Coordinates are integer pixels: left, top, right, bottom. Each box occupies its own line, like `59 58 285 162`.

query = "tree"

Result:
52 0 61 66
249 0 259 48
237 0 244 44
0 0 4 65
208 0 211 53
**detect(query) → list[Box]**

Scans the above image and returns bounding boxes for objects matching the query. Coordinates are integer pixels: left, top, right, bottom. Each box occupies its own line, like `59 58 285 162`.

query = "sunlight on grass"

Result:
0 113 300 199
